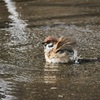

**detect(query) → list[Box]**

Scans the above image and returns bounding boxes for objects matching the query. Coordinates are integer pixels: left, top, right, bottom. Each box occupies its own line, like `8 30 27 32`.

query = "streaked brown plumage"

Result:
43 36 78 63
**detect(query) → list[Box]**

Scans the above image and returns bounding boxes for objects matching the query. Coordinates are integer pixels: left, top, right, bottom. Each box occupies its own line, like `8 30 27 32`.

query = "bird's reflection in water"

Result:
44 63 59 84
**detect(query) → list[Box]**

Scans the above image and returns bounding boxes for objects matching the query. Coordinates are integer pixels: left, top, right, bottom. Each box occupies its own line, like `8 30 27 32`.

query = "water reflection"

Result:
44 63 59 84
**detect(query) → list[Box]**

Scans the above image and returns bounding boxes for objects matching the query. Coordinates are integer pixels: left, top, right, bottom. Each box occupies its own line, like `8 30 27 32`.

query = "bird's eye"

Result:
44 45 46 47
44 43 47 47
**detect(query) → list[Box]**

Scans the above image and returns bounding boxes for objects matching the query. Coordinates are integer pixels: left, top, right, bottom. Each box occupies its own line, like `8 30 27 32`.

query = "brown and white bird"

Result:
42 36 78 63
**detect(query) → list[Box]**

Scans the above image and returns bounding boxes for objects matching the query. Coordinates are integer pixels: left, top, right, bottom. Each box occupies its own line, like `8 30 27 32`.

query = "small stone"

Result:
51 87 57 89
58 95 63 98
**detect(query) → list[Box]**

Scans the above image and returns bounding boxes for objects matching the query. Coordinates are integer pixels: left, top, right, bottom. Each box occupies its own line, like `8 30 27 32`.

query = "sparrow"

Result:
42 36 78 63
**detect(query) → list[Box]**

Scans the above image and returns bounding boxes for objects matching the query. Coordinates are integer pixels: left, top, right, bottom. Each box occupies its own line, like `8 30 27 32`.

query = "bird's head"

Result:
42 36 58 53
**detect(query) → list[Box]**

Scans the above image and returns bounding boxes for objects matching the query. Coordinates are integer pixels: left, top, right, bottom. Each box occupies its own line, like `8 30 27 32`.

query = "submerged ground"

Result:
0 0 100 100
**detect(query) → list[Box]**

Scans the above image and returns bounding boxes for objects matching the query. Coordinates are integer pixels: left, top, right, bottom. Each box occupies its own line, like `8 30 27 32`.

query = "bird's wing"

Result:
53 37 76 53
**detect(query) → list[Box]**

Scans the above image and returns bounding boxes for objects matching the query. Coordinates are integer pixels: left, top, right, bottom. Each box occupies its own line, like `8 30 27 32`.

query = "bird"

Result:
42 36 79 64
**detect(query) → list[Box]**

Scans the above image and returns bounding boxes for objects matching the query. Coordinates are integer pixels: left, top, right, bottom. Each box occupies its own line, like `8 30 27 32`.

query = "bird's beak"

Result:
42 42 45 44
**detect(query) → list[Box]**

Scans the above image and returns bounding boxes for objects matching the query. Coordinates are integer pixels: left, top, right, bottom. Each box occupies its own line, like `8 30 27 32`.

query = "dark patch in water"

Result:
28 13 100 22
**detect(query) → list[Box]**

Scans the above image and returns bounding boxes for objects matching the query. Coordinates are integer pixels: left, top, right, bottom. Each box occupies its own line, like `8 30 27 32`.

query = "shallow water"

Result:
0 0 100 100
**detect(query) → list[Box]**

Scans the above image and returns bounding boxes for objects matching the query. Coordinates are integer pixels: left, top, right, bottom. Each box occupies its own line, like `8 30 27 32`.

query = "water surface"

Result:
0 0 100 100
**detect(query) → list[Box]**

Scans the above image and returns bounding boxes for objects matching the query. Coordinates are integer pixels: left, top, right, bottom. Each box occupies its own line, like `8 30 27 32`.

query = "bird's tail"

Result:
77 57 100 64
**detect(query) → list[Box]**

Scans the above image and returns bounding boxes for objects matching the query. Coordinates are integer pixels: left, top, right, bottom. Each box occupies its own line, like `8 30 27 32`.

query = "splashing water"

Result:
3 0 28 46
